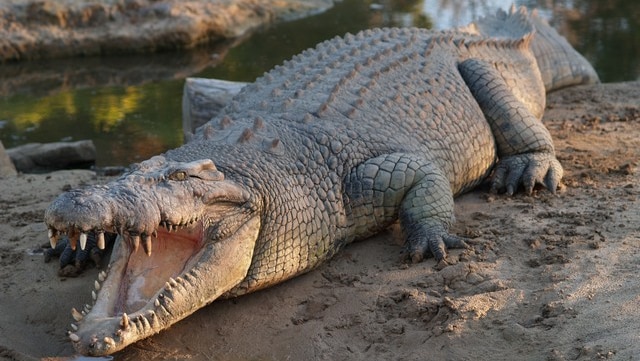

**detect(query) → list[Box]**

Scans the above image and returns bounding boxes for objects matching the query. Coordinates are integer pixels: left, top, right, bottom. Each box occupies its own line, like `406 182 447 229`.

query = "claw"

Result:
544 159 563 194
405 224 468 265
491 153 563 195
505 162 525 196
490 165 507 194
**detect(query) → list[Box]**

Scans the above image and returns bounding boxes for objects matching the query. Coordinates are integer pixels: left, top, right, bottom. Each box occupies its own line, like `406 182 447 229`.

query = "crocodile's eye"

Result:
169 170 188 181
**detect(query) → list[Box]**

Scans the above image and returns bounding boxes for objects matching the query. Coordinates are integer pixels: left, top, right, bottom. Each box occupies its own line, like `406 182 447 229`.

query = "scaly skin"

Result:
44 6 598 355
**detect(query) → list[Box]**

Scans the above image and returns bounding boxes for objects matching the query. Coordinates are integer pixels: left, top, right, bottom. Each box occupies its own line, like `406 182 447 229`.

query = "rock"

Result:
182 77 247 139
7 140 96 173
0 141 17 177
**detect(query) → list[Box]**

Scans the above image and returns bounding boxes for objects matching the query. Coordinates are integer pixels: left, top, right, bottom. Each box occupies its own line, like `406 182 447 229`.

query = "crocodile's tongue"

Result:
117 224 204 314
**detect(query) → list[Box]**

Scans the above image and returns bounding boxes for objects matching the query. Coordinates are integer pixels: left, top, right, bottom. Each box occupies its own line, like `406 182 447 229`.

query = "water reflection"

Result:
0 0 638 166
544 0 640 82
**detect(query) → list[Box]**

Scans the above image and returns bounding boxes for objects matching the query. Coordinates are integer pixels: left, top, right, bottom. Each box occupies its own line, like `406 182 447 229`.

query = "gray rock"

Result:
7 140 96 173
182 77 247 140
0 141 17 177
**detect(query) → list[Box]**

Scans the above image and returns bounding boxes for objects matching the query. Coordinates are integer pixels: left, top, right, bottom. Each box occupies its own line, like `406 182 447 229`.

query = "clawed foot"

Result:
491 152 563 195
44 232 115 276
403 225 469 265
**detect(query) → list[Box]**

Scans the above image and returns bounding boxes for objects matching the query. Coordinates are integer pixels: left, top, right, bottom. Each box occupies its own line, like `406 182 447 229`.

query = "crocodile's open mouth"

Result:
56 219 208 349
104 222 205 316
50 209 259 356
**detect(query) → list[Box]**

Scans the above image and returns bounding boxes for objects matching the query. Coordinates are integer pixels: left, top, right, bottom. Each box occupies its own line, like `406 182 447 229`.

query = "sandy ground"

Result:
0 81 639 361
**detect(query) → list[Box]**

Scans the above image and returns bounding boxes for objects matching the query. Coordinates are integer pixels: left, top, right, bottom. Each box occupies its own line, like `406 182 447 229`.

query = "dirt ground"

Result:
0 81 639 361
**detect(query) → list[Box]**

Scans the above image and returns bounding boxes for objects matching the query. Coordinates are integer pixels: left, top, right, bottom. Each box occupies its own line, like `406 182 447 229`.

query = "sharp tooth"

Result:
147 310 159 327
48 229 59 248
154 298 160 307
104 336 116 347
158 305 170 316
137 314 150 329
79 233 88 250
70 323 78 331
143 234 152 257
152 230 158 238
94 280 100 290
131 235 140 253
71 308 83 322
98 271 106 282
69 333 80 342
91 290 97 301
97 232 105 250
120 313 130 330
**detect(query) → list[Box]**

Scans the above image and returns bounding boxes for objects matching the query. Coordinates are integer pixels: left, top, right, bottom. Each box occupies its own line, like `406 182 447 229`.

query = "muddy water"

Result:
0 0 638 167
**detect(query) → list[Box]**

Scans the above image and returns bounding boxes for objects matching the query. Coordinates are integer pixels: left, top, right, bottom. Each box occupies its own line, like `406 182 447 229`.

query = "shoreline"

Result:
0 0 334 62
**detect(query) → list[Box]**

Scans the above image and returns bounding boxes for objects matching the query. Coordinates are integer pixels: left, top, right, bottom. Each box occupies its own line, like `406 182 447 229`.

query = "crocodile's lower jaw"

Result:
69 222 207 355
67 215 259 356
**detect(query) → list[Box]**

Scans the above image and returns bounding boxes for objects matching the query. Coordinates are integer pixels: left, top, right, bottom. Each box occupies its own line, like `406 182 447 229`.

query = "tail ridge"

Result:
459 5 599 92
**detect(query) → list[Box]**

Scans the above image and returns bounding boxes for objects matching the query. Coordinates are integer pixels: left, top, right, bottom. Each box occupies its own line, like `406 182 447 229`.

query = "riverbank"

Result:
0 81 638 360
0 0 333 62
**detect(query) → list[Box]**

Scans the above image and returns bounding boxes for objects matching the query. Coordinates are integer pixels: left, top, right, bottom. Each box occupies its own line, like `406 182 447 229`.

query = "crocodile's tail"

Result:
461 5 599 92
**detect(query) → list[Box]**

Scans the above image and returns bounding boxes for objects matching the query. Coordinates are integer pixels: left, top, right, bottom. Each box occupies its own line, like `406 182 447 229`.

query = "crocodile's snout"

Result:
44 157 228 256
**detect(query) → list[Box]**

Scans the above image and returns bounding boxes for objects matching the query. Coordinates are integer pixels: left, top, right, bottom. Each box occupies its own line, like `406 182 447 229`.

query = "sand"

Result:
0 81 639 361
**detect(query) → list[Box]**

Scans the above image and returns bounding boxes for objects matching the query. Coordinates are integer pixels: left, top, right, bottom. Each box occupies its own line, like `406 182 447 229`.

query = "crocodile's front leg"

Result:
345 153 466 264
44 232 116 276
458 58 563 195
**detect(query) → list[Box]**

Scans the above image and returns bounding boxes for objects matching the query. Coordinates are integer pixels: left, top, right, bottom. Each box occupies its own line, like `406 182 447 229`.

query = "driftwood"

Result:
182 77 247 141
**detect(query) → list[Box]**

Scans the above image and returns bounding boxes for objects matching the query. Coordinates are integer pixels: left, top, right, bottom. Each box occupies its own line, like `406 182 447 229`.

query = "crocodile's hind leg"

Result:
458 58 563 195
345 153 466 264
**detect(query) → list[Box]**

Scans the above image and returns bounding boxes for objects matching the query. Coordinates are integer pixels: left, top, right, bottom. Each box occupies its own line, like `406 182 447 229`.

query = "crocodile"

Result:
44 6 598 356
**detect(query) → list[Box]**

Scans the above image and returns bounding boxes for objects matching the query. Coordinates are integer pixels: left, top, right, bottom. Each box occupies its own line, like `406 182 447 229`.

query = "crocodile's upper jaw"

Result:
66 215 260 356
